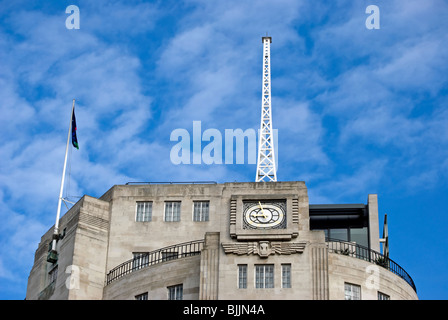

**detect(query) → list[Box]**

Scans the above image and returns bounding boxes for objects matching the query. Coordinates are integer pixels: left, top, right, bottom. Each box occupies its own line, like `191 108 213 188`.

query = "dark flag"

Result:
71 109 79 149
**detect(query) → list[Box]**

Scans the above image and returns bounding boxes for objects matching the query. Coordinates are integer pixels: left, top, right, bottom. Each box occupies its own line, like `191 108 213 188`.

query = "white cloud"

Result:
309 159 388 203
275 99 329 166
0 4 157 294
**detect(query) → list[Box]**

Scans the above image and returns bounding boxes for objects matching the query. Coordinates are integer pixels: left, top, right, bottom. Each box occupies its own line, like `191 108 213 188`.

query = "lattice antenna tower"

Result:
256 36 277 182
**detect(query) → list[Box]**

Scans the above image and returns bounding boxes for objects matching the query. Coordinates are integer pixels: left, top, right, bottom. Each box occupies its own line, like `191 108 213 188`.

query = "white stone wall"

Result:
328 253 418 300
103 255 201 300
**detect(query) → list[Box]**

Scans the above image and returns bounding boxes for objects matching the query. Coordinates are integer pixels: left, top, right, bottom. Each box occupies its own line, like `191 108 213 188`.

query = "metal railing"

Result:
106 239 204 285
326 238 416 293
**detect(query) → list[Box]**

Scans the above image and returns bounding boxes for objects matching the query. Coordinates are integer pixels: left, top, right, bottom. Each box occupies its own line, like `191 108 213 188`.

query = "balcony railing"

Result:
105 237 416 293
326 238 416 293
106 239 204 285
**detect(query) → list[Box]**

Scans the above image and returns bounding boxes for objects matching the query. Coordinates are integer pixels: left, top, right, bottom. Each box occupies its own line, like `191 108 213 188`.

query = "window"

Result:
238 265 247 289
350 227 369 248
378 292 390 300
136 202 152 222
135 292 148 300
162 251 178 262
49 265 58 284
132 252 149 270
255 265 274 288
330 228 349 242
165 201 181 221
168 284 183 300
344 283 361 300
282 264 291 288
193 201 209 221
319 227 369 248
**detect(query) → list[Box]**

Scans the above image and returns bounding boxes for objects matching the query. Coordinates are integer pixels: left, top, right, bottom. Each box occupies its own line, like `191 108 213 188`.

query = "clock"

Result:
243 201 286 229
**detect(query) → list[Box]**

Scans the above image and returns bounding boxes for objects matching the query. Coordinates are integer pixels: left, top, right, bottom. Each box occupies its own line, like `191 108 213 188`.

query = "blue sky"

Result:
0 0 447 299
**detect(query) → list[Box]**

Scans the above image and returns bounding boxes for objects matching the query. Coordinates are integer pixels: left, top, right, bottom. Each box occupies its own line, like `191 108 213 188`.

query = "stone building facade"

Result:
26 181 417 300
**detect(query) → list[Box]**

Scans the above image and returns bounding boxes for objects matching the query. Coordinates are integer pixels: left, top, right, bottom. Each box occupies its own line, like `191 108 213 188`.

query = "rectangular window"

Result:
281 264 291 288
136 201 152 222
350 227 369 248
329 228 349 242
255 265 274 288
165 201 181 221
49 265 58 284
132 252 149 270
238 265 247 289
193 201 209 221
344 283 361 300
162 251 178 262
135 292 148 300
378 292 390 300
168 284 183 300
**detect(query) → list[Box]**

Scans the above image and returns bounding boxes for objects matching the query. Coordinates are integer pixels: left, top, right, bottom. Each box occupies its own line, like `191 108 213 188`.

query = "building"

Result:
26 181 417 300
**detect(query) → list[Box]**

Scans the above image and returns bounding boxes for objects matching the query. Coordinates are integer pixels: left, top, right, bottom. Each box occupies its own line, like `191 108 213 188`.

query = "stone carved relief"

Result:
222 241 306 258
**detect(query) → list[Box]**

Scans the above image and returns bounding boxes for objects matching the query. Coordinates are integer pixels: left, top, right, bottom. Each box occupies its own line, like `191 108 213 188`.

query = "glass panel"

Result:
238 265 247 289
132 253 149 270
350 227 369 248
174 202 180 221
282 264 291 288
255 265 274 288
203 202 209 221
193 201 210 221
168 286 174 300
345 283 361 300
165 202 181 221
329 228 348 241
193 202 200 221
165 202 171 221
145 202 152 221
255 265 263 288
49 266 58 284
265 265 274 288
135 292 148 300
162 251 178 261
136 202 143 221
378 292 390 300
168 284 183 300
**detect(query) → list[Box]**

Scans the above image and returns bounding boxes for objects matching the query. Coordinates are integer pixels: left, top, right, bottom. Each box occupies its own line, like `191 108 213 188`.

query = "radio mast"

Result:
256 36 277 182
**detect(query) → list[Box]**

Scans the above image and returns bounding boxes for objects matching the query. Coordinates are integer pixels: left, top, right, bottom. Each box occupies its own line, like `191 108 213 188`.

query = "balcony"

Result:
106 239 204 285
326 238 416 293
105 237 416 294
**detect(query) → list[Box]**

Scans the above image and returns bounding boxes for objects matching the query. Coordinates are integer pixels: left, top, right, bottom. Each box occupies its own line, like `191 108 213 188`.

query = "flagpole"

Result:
49 99 75 262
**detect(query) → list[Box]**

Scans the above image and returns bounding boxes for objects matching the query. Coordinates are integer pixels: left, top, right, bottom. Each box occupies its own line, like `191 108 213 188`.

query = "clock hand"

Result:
258 201 267 219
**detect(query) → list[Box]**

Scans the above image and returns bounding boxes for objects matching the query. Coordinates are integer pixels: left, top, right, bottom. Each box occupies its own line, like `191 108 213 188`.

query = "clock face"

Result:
243 201 286 229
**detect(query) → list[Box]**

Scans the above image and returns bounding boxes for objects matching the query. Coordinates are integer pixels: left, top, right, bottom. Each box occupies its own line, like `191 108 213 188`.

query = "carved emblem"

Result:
258 241 271 257
222 241 306 258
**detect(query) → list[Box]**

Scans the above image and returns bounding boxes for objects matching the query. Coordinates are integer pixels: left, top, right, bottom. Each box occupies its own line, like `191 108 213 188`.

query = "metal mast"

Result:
47 99 76 264
256 36 277 182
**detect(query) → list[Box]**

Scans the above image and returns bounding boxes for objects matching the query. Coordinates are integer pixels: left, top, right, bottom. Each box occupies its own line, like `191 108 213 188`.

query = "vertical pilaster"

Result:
311 245 329 300
368 194 380 252
199 232 220 300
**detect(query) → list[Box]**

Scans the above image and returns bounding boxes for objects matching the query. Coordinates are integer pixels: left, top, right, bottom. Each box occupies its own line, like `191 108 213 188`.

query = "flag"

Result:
71 108 79 149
